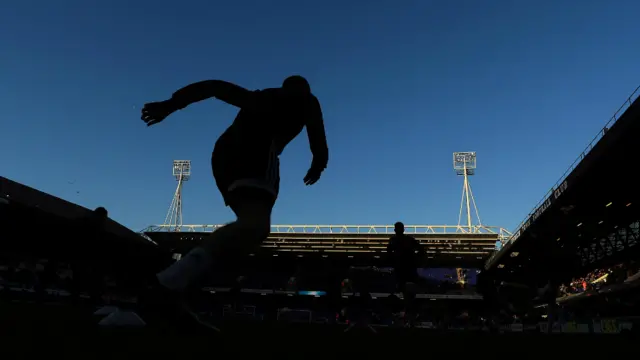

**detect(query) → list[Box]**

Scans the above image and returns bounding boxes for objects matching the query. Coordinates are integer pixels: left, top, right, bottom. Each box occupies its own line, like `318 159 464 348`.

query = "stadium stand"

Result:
478 86 640 333
0 177 509 335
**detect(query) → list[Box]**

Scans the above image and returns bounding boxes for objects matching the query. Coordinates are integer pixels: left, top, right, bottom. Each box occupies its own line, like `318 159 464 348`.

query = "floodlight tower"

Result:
163 160 191 232
453 152 482 232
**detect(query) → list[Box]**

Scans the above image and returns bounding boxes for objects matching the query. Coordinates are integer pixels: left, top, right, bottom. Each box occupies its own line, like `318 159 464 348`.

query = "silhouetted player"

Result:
386 222 425 301
140 76 328 329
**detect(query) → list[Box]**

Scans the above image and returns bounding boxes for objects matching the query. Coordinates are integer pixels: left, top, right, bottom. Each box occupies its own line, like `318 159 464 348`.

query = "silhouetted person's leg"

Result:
156 139 276 293
395 269 410 317
156 193 272 291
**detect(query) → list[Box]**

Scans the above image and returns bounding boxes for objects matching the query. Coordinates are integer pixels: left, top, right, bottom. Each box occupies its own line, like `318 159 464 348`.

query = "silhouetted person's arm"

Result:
141 80 253 127
303 95 329 185
386 238 395 253
171 80 253 109
386 236 397 262
412 236 425 257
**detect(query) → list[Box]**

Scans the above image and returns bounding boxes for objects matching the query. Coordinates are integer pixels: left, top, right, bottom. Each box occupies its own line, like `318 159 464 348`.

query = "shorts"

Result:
211 131 280 207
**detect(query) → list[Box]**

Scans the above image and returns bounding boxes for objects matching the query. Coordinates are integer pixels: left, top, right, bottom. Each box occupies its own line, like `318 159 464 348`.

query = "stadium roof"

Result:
0 176 158 263
483 86 640 284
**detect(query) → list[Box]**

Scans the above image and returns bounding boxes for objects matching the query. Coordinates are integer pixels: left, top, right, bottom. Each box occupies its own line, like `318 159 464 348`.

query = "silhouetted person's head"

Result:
79 207 108 235
282 75 311 95
394 222 404 235
94 207 108 218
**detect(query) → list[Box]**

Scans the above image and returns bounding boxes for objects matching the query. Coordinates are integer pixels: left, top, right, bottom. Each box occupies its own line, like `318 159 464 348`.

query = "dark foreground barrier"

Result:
1 302 636 357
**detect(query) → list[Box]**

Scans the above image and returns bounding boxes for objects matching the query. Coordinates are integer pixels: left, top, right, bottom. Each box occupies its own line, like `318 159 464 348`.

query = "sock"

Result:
156 247 212 292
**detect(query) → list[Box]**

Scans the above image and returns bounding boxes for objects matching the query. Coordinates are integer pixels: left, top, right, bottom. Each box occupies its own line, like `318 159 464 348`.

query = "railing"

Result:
143 224 512 239
487 85 640 266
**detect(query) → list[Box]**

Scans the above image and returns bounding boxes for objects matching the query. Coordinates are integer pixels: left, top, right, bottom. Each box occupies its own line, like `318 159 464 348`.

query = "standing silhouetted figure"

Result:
72 206 109 304
138 76 328 330
386 222 425 320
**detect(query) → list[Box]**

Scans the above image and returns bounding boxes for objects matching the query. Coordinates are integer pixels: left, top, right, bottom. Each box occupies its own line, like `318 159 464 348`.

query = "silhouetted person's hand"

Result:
303 166 323 185
141 100 178 126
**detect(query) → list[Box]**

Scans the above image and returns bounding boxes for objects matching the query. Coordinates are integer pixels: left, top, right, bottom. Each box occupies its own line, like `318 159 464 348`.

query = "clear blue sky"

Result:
2 1 639 233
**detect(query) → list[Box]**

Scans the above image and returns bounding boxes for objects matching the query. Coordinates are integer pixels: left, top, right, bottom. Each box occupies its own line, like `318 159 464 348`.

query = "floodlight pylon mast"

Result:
164 160 191 232
453 152 482 232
